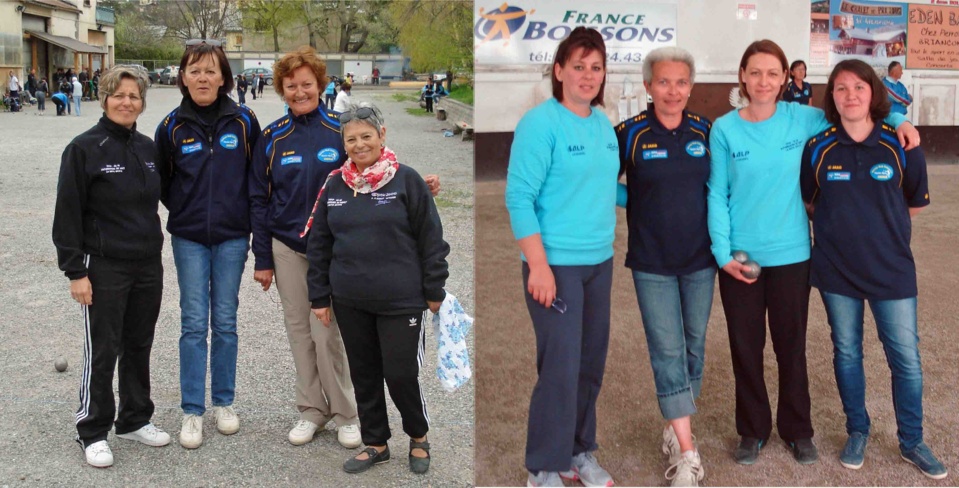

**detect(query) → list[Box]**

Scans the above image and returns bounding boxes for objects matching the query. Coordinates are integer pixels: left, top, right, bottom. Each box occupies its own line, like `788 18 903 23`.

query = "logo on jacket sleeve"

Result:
317 148 340 163
181 142 203 154
870 163 894 181
219 133 239 149
685 141 706 157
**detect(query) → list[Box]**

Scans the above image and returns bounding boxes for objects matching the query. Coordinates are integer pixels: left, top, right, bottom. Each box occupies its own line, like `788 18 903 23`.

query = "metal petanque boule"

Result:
742 260 762 280
54 357 68 372
732 250 750 264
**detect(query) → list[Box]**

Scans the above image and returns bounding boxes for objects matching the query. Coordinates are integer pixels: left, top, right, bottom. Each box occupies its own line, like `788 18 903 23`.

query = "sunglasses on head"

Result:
338 106 376 124
186 39 222 47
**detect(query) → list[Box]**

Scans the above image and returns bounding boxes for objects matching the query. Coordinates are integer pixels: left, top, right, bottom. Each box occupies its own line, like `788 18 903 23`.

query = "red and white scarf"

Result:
300 146 399 237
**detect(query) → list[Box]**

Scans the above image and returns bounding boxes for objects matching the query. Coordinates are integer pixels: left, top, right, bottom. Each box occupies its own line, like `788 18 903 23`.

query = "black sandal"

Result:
343 445 390 474
409 439 431 474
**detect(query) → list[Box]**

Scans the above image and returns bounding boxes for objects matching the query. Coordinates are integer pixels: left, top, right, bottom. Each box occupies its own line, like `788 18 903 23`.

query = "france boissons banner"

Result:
474 0 678 65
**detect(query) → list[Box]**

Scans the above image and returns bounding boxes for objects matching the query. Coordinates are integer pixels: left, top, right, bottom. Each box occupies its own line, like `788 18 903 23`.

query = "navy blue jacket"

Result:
155 96 260 245
801 123 929 300
250 107 346 270
615 110 715 275
306 164 449 312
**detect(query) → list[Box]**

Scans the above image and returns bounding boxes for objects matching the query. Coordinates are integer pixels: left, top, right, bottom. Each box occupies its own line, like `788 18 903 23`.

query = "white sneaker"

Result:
213 406 239 435
666 450 705 487
179 414 203 449
117 423 171 447
84 440 114 468
289 419 319 445
337 424 362 449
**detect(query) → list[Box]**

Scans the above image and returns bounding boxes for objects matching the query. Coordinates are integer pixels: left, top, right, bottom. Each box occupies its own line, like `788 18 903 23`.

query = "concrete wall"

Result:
437 97 474 128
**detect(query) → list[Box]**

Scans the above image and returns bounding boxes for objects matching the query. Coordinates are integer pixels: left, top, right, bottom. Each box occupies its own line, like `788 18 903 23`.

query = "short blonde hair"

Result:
273 46 328 97
98 65 150 111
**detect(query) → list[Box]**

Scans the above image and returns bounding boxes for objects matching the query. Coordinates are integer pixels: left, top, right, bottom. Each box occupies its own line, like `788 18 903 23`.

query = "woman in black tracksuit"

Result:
53 65 171 469
306 103 449 475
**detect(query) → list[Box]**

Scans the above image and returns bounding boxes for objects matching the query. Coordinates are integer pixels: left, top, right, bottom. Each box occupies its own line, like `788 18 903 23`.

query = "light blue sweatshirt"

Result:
707 101 905 268
505 98 619 266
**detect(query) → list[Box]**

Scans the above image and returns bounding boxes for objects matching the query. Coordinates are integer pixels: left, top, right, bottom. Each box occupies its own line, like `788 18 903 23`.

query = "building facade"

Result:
1 0 115 85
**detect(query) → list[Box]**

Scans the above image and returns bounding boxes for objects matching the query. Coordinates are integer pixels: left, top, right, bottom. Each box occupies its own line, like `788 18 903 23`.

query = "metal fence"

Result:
116 59 179 71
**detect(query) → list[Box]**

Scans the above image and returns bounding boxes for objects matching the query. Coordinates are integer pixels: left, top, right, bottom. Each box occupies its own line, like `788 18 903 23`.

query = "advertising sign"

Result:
474 1 678 65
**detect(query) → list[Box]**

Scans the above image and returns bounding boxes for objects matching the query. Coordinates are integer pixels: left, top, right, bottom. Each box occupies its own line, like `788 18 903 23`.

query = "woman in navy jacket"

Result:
249 46 442 453
155 40 260 450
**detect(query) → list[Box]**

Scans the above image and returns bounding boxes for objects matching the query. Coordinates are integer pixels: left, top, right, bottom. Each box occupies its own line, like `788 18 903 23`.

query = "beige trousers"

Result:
273 238 357 426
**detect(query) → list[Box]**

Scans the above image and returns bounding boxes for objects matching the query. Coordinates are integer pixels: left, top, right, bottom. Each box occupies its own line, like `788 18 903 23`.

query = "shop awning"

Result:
25 30 108 54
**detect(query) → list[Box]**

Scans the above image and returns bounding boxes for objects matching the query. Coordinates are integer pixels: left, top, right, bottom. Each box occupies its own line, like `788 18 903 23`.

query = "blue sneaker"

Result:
900 442 948 480
839 432 867 470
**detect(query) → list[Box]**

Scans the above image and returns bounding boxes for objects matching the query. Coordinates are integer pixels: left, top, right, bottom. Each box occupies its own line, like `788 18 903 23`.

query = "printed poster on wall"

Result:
906 4 959 69
809 0 959 70
474 0 678 65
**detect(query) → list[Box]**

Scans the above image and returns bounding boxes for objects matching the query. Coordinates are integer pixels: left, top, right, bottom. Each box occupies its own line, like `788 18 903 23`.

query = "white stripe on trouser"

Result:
416 311 430 427
76 254 93 425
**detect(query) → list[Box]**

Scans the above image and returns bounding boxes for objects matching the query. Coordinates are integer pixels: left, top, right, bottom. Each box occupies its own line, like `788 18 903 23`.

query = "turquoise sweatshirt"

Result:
505 98 619 266
707 101 905 268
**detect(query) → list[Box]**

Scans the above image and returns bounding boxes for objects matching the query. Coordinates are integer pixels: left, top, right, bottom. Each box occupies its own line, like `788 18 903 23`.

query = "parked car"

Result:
128 64 157 86
160 66 180 85
240 67 273 86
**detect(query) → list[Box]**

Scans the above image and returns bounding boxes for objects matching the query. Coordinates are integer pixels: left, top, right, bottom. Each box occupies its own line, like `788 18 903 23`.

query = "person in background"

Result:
79 69 89 99
615 46 713 487
72 76 83 116
258 74 266 97
883 61 912 116
325 78 336 109
371 65 380 85
53 64 171 469
35 77 48 115
155 39 260 450
422 81 434 114
801 59 946 481
25 69 36 101
236 74 247 105
52 90 68 115
445 69 453 93
506 26 618 488
7 71 20 101
92 69 100 99
251 73 258 100
60 76 73 115
784 60 812 105
333 81 352 112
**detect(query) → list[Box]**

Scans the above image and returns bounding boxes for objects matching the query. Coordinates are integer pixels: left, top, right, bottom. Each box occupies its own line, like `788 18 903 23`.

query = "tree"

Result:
240 0 301 52
143 0 240 42
111 0 188 61
391 0 472 74
299 0 392 53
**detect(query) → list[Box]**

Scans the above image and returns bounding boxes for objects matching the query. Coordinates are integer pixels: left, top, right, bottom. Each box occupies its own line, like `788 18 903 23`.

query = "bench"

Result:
455 121 473 141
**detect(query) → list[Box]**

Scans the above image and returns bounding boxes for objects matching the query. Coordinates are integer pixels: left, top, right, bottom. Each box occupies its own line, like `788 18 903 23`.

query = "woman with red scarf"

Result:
305 102 450 475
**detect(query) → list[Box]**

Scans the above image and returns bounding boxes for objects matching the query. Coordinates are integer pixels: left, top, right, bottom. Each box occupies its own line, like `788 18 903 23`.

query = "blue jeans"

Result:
632 266 716 420
172 235 249 415
820 291 923 451
73 95 81 115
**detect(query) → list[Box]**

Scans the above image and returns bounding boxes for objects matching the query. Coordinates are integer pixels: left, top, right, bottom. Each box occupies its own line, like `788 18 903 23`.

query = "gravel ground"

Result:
0 85 473 486
474 166 959 487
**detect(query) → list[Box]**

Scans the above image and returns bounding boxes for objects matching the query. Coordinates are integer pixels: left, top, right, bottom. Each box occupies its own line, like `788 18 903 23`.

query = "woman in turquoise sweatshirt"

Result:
706 39 919 467
505 27 618 488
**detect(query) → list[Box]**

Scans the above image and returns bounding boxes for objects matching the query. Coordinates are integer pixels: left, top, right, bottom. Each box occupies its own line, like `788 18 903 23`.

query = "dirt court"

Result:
475 164 959 487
